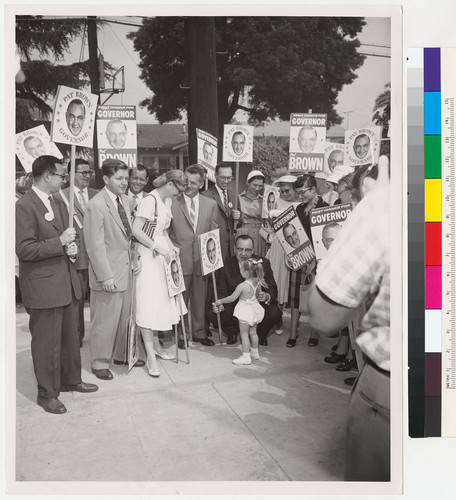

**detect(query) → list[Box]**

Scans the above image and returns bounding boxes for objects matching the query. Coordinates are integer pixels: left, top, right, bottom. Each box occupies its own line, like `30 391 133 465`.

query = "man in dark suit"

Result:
55 158 98 346
201 162 240 263
169 164 219 348
16 156 98 414
210 234 282 345
84 159 144 380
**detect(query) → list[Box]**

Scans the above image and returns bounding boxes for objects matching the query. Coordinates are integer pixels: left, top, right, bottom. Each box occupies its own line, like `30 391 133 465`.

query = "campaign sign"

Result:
199 229 223 276
310 203 352 261
196 128 218 183
262 185 280 218
97 105 137 168
272 205 315 271
164 256 186 298
324 142 345 174
222 125 254 163
289 113 327 172
51 85 98 147
344 126 381 167
16 125 63 172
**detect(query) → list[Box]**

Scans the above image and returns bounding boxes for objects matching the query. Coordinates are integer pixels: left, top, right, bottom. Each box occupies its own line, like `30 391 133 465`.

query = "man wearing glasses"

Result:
16 155 98 414
55 158 98 346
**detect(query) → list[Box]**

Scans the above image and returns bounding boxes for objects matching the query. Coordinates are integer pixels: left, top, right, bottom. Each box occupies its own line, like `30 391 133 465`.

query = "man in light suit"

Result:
55 158 98 346
16 155 98 414
126 162 150 213
84 159 144 380
169 164 219 348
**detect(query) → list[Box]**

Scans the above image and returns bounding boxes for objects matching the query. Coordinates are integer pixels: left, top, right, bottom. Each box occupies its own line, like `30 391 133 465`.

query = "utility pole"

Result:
185 17 219 165
87 16 102 187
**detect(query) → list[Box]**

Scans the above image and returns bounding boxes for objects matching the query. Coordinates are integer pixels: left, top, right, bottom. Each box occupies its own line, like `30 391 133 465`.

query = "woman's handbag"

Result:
298 282 312 314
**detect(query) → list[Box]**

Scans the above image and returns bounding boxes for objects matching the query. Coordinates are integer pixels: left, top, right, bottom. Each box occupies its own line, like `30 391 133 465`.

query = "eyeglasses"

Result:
279 189 290 194
217 176 233 182
337 187 352 195
76 171 94 178
236 247 253 253
296 188 311 197
50 173 67 180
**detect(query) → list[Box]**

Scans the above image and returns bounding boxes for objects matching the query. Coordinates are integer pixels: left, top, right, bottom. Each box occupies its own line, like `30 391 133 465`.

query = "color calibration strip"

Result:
424 47 442 437
407 48 426 437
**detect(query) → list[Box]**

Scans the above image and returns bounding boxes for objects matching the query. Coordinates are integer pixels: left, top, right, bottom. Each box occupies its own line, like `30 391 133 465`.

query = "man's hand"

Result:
101 278 116 293
65 242 78 258
232 209 240 220
60 227 76 246
212 303 224 314
258 291 270 303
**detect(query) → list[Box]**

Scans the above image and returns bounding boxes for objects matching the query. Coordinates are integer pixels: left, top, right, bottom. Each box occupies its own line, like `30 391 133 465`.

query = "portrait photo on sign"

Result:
199 229 223 275
222 124 254 162
164 257 186 297
309 203 352 261
196 128 218 183
15 125 63 172
262 185 280 217
50 85 98 147
324 142 345 173
344 126 381 167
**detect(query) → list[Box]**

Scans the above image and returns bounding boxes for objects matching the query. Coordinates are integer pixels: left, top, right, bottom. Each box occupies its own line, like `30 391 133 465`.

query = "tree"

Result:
251 137 289 184
128 17 366 137
372 82 390 138
15 16 111 133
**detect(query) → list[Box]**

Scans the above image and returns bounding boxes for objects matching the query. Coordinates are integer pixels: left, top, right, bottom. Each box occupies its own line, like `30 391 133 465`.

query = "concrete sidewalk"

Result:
15 307 356 483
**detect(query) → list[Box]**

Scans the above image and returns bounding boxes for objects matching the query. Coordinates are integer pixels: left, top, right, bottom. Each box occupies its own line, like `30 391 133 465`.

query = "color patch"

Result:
425 222 442 265
424 179 441 221
425 309 442 352
424 48 441 91
424 135 441 178
425 266 442 309
424 92 441 135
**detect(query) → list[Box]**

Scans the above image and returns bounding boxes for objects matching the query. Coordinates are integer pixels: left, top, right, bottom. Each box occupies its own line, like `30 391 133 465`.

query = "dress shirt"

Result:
32 185 53 217
183 193 199 228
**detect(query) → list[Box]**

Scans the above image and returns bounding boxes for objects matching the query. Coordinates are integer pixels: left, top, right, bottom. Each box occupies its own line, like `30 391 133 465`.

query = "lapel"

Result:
195 194 206 233
178 194 194 232
63 187 84 218
102 188 128 237
29 189 63 233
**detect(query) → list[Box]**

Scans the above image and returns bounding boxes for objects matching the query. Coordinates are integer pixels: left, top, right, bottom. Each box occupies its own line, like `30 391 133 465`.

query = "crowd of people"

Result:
15 153 390 481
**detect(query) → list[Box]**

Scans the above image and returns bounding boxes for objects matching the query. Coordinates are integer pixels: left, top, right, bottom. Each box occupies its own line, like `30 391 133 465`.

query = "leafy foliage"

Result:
251 137 289 184
372 82 390 138
129 17 366 132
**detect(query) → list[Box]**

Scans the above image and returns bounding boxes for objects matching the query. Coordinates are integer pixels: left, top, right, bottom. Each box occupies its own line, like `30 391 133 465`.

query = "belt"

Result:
365 356 390 377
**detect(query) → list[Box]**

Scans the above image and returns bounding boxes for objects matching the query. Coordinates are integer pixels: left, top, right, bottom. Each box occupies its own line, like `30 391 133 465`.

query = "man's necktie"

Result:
116 196 132 239
189 198 196 228
132 194 138 211
222 189 229 215
48 196 63 229
78 189 86 210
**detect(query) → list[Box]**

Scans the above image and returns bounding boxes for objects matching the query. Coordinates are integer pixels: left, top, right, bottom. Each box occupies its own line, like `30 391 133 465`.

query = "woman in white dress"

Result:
132 170 187 377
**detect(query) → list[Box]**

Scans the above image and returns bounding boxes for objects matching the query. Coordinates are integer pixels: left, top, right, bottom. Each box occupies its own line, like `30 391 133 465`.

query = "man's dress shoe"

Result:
194 337 215 346
92 368 113 380
60 381 99 393
113 359 146 367
226 335 238 345
258 338 268 346
37 396 67 414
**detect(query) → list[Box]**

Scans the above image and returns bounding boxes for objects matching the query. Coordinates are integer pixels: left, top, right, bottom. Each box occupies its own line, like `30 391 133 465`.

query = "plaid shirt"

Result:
315 187 390 371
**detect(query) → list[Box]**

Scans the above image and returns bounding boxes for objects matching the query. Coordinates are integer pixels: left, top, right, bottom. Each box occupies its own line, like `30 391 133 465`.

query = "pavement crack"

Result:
211 383 292 481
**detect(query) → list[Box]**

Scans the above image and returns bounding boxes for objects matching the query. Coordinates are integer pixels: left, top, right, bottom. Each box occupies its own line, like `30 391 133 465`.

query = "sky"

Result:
41 15 391 131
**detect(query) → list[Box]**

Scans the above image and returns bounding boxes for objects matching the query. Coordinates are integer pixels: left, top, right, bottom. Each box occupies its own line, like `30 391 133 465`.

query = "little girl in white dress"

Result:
215 259 267 365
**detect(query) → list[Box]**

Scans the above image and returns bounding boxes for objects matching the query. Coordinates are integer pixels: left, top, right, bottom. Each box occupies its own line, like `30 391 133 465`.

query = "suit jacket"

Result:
201 185 235 261
83 188 133 292
216 254 278 313
16 189 81 309
168 194 218 276
54 186 98 271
